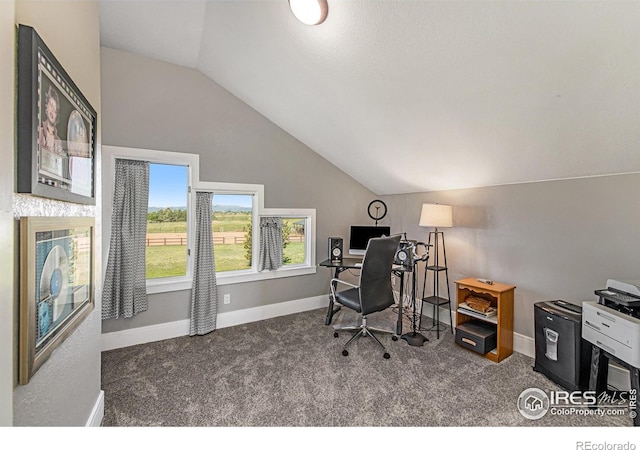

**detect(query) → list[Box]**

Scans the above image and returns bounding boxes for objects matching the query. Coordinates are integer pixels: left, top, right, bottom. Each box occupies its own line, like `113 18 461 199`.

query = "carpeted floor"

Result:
101 307 631 427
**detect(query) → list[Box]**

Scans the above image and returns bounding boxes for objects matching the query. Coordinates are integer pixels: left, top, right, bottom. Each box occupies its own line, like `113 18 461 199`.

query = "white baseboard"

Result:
86 390 104 427
419 306 530 351
102 318 190 351
514 332 535 358
418 305 542 360
101 295 327 351
102 296 633 391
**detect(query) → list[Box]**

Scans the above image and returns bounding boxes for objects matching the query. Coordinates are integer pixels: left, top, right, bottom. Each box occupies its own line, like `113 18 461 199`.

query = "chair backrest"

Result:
359 235 402 316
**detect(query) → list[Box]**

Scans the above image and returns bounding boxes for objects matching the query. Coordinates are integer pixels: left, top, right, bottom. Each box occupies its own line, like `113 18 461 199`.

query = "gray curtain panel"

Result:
258 216 284 271
102 159 149 320
190 191 218 336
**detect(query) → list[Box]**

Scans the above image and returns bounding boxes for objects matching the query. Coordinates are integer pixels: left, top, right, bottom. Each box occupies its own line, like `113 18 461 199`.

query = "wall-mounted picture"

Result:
19 217 95 385
17 24 97 205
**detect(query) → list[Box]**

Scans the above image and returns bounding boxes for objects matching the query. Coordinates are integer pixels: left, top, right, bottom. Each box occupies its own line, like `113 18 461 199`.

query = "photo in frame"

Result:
17 24 97 205
19 216 95 385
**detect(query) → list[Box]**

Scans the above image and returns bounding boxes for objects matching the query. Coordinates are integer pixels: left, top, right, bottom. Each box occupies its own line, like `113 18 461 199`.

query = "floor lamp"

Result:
419 203 453 339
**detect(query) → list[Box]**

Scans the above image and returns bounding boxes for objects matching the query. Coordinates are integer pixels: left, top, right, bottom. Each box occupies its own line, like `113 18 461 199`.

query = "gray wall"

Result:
0 0 16 426
100 47 376 333
381 173 640 338
12 1 103 426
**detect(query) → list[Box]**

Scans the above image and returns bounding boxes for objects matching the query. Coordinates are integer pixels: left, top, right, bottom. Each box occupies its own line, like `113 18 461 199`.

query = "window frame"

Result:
208 182 263 278
196 181 316 285
262 208 316 270
102 146 317 294
102 145 198 294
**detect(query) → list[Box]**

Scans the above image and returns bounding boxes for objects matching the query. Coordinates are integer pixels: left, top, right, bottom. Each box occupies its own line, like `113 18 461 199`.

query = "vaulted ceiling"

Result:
99 1 640 195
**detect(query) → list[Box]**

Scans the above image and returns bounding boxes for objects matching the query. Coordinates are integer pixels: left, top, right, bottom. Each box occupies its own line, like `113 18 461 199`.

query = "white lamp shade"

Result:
419 203 453 228
289 0 328 25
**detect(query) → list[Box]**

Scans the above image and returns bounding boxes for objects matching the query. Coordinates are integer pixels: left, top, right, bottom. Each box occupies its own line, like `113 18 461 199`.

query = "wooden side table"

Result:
454 278 516 363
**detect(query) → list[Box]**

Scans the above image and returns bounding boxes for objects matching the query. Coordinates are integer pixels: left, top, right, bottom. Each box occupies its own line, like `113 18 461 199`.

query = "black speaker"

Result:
394 241 413 266
328 237 343 261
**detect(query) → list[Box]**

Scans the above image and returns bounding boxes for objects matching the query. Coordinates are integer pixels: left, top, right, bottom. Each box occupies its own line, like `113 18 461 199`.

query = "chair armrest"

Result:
330 278 359 301
330 278 359 290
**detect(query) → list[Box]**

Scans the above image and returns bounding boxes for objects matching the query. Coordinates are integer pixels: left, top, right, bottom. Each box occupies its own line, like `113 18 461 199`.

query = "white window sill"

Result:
146 278 193 294
144 266 317 293
216 265 316 286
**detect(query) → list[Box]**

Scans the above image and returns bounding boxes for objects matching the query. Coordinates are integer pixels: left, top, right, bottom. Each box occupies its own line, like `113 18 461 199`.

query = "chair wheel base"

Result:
333 332 339 338
392 335 398 341
342 350 349 357
383 352 390 359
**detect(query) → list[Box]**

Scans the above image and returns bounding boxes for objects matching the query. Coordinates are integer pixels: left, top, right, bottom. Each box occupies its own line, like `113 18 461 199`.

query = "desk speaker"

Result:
394 241 413 266
329 237 343 261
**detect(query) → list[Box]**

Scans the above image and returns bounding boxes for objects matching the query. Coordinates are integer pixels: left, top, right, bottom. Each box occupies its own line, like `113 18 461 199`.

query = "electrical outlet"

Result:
223 294 231 305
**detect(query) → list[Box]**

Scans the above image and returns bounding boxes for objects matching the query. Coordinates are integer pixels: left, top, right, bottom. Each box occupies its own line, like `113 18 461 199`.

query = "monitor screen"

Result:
349 225 392 256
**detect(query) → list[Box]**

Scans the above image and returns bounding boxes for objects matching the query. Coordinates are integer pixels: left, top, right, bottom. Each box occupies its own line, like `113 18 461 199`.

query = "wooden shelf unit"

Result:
454 278 516 363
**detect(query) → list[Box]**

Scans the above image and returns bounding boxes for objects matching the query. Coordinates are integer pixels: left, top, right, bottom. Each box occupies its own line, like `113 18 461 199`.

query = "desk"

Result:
319 258 412 336
589 346 639 426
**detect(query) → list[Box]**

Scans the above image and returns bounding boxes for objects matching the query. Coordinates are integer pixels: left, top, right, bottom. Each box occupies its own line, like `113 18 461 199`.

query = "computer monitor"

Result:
348 225 392 256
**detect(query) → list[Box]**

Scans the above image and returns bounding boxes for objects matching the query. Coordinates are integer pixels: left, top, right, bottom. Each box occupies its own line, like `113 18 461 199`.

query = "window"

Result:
103 146 315 292
146 163 189 279
102 146 198 294
195 181 316 285
282 217 307 266
212 193 254 273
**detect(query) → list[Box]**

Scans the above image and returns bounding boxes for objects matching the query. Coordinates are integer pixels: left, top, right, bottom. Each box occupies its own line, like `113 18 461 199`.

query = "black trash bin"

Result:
533 300 592 392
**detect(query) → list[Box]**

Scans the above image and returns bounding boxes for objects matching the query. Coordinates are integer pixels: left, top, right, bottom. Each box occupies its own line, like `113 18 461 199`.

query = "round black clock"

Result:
367 200 387 225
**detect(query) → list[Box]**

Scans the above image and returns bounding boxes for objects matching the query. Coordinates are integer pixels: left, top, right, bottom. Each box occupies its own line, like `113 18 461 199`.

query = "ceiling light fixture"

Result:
289 0 328 26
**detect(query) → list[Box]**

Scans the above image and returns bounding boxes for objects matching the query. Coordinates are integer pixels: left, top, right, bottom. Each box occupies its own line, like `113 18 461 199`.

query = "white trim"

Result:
193 180 265 211
189 182 318 285
193 181 263 274
486 321 633 391
102 294 635 393
86 390 104 427
514 332 535 358
193 180 264 268
146 279 193 294
262 208 316 269
101 295 327 351
418 306 536 359
101 145 199 294
217 294 326 329
216 266 317 285
102 318 190 351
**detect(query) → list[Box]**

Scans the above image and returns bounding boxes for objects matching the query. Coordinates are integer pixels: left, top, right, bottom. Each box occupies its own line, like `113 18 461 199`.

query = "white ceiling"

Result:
99 1 640 195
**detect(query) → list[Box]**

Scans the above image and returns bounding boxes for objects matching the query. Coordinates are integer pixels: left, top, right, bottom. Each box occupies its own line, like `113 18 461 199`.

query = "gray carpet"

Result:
101 307 631 427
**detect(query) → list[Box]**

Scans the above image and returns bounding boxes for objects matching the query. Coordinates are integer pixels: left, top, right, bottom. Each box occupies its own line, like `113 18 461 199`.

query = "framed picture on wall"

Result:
19 216 95 385
16 24 97 205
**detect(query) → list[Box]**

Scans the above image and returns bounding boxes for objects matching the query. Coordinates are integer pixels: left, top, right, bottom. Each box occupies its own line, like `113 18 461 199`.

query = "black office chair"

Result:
330 235 401 359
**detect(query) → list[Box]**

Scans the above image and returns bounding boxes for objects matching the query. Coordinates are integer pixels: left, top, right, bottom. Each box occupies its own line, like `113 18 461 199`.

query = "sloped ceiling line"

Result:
99 1 640 195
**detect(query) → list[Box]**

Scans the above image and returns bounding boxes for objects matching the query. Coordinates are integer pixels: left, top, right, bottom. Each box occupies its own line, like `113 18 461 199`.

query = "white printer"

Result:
582 279 640 368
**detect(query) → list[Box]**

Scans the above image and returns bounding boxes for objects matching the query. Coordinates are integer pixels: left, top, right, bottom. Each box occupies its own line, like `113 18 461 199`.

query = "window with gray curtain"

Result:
258 217 283 271
102 159 149 320
190 191 218 335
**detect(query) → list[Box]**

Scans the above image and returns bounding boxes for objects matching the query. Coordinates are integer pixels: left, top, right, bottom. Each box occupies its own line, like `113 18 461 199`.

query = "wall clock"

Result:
367 200 387 225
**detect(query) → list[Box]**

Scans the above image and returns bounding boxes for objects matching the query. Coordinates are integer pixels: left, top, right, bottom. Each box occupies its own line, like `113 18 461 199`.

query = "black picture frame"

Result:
17 25 97 205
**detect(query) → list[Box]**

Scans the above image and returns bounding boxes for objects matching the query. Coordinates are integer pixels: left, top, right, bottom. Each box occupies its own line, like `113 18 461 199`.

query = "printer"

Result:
582 279 640 368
